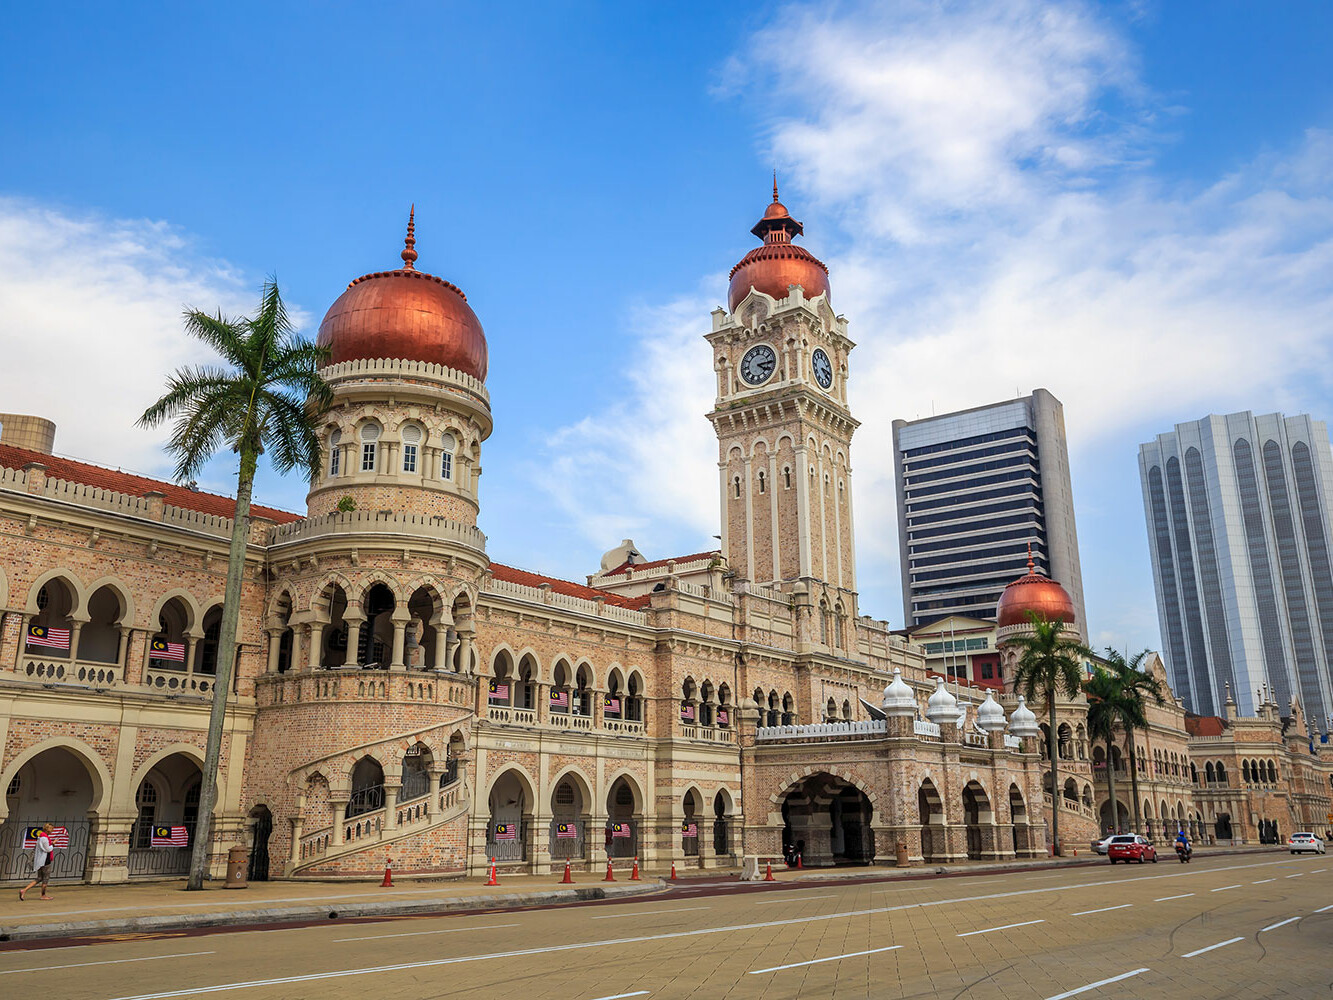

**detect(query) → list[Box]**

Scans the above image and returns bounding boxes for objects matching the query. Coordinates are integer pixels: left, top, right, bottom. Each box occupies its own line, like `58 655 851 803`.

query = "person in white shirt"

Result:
19 822 56 901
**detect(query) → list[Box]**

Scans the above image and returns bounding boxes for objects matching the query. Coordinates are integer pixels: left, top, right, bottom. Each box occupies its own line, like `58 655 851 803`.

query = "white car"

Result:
1091 835 1116 855
1288 832 1326 855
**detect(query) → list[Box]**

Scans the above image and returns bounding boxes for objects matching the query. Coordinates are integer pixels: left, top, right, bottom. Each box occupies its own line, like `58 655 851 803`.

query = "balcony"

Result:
758 720 887 742
20 656 123 689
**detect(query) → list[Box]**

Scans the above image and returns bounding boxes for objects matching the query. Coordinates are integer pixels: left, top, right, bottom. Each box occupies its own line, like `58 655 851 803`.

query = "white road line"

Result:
588 993 649 1000
1315 903 1333 913
1182 937 1245 958
0 951 215 977
957 919 1045 937
1285 874 1304 879
748 945 902 974
1155 893 1194 901
591 907 710 920
1044 967 1149 999
334 922 518 942
1260 917 1300 932
1253 879 1276 884
1312 868 1327 873
1071 904 1131 916
753 893 836 905
1210 884 1241 892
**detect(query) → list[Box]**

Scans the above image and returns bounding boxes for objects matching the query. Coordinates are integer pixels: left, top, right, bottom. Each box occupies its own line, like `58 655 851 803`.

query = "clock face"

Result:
739 344 777 386
812 348 834 389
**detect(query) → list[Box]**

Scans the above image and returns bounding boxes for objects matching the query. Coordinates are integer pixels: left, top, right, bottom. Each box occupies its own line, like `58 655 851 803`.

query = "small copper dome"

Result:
727 181 830 313
316 209 488 381
996 553 1076 628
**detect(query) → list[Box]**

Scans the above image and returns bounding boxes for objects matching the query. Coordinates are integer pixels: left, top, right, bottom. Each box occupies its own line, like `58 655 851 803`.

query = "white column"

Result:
795 445 811 578
717 461 730 568
844 462 858 594
817 450 829 581
769 451 781 582
742 453 755 580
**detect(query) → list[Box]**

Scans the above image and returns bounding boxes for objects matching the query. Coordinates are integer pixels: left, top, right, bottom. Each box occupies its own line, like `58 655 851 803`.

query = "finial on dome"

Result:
401 204 418 269
1027 542 1034 574
773 170 779 203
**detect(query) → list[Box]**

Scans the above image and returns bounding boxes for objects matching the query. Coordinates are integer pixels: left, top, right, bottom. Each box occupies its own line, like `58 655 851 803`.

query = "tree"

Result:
1008 612 1093 855
1084 667 1127 835
140 279 331 889
1103 648 1163 835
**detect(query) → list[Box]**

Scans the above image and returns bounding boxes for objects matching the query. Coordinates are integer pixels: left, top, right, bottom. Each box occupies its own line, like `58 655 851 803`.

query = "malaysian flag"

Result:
717 709 729 725
488 681 510 699
555 822 577 839
604 696 621 713
150 638 186 662
682 822 698 837
26 625 70 650
150 825 189 847
494 823 517 841
611 822 631 838
549 689 569 708
680 704 695 721
22 826 70 849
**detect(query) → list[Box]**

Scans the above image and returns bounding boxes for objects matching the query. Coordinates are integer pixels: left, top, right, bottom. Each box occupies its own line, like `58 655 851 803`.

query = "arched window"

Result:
440 432 456 481
826 697 837 721
401 424 421 473
133 781 158 849
757 470 766 494
360 423 380 472
733 477 741 499
329 428 342 476
783 466 792 489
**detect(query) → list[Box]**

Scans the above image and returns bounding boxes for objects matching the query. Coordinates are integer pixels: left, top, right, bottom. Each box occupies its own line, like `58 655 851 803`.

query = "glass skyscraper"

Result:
1139 411 1333 732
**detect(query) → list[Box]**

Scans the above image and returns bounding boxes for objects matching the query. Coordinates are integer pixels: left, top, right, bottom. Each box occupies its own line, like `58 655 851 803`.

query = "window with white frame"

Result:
329 429 341 477
757 470 766 494
360 423 380 472
440 432 456 480
783 465 792 489
401 424 421 473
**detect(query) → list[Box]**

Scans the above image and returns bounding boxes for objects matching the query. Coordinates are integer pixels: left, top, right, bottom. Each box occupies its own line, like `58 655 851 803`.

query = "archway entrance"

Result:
961 781 992 860
486 770 530 863
1099 798 1129 837
713 791 732 858
247 805 273 881
549 776 588 862
128 753 203 877
918 779 945 863
1 747 97 882
780 773 874 867
1009 784 1027 855
606 777 639 859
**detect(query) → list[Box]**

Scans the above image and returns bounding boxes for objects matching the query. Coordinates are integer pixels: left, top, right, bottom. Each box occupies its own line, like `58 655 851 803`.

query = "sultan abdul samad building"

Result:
1 191 1330 883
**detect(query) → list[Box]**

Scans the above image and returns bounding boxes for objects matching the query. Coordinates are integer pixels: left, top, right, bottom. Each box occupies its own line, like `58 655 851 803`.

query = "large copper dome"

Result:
996 554 1076 628
316 210 488 381
727 182 830 313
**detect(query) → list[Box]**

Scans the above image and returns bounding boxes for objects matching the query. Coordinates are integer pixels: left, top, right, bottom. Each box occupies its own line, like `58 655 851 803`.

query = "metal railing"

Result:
346 784 385 819
486 820 527 862
0 818 90 882
549 819 585 859
606 822 638 859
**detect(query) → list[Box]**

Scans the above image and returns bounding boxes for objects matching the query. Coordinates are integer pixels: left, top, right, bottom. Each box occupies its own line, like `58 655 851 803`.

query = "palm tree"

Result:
1008 612 1093 855
1103 648 1163 835
140 279 331 889
1084 666 1127 835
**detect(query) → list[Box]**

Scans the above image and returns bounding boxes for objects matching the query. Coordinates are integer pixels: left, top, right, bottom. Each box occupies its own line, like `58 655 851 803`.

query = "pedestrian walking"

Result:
19 822 57 901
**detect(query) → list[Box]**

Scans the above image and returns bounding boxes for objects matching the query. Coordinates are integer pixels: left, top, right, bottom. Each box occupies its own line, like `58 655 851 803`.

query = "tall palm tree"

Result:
140 279 331 889
1084 666 1127 835
1008 612 1094 855
1103 648 1163 835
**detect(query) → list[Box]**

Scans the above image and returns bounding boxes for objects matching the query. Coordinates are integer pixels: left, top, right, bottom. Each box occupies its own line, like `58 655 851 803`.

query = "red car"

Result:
1106 835 1158 864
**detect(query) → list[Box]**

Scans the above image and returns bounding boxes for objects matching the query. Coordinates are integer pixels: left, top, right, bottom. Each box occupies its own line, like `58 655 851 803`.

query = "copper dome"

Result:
996 554 1076 628
727 181 830 313
316 209 488 381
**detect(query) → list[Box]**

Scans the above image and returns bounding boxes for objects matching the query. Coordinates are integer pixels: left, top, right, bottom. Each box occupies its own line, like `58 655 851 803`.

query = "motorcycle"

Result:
1175 842 1192 863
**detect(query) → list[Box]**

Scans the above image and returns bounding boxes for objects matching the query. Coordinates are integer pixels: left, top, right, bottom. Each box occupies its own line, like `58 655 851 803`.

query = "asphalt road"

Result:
3 852 1329 999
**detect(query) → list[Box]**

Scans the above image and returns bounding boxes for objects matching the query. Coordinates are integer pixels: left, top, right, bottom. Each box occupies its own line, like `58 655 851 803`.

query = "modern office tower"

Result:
1140 411 1333 732
893 388 1088 639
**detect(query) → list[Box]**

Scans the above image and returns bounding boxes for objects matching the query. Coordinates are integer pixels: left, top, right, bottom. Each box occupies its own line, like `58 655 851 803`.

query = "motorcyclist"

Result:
1174 829 1191 853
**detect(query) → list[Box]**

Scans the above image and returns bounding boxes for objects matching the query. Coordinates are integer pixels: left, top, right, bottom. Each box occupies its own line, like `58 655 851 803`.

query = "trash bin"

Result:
895 842 910 868
224 845 249 889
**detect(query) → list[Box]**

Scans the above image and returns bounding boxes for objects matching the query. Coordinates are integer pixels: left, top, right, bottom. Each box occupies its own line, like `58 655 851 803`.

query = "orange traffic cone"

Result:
604 858 616 882
485 857 499 886
381 857 394 887
670 861 677 879
630 857 640 881
796 852 803 869
560 861 574 884
764 861 775 881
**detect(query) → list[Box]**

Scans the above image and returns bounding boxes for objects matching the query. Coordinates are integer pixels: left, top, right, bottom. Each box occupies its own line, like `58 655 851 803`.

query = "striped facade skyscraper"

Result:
1139 411 1333 732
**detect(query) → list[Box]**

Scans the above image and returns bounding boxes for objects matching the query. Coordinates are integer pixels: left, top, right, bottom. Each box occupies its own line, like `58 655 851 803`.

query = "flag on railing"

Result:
150 825 189 847
604 696 621 713
22 826 70 849
716 709 729 725
682 822 698 837
26 625 70 650
488 681 509 699
550 689 569 708
556 822 577 839
610 822 631 838
494 822 517 841
680 704 695 721
150 638 186 662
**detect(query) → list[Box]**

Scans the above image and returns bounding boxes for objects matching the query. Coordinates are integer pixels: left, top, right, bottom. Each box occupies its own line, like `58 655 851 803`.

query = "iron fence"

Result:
0 818 91 882
549 819 585 859
713 819 730 856
486 820 527 862
346 783 385 819
127 846 191 876
400 767 431 803
606 822 638 859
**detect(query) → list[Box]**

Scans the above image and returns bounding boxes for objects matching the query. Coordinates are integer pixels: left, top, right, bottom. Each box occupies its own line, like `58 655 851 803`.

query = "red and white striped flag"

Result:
150 825 189 847
27 625 70 650
22 826 69 849
150 638 186 662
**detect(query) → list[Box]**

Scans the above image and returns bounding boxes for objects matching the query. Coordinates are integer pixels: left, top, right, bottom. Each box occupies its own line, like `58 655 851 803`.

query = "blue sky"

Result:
3 1 1332 658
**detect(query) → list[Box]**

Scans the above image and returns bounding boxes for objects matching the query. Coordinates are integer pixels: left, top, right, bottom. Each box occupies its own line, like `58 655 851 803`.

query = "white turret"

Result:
881 668 916 717
1008 695 1039 738
977 690 1006 733
926 677 959 725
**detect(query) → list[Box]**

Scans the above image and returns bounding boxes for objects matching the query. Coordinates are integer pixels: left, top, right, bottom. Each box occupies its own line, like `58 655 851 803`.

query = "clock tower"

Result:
707 184 860 617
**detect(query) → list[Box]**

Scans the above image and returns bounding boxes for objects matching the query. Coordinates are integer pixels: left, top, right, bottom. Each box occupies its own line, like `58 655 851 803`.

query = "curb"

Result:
0 880 666 943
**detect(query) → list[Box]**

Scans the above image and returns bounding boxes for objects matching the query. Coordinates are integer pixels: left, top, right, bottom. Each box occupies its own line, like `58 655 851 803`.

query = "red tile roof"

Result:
489 563 647 609
601 549 719 576
1184 713 1227 737
0 442 302 524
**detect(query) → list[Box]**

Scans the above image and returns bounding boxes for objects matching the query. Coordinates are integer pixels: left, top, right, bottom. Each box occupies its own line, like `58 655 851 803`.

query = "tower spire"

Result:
401 204 418 269
1027 542 1034 574
773 170 779 203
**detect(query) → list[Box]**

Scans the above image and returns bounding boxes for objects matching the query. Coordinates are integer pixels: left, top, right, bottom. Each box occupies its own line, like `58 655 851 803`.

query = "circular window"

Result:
360 423 381 442
401 424 422 444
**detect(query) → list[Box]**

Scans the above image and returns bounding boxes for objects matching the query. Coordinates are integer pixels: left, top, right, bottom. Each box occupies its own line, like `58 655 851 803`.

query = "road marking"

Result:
1285 874 1304 879
1210 884 1241 892
1260 917 1300 932
748 945 902 974
1071 904 1131 916
588 993 649 1000
753 893 836 905
0 951 215 977
592 907 710 919
334 922 518 942
1253 879 1276 884
1312 868 1326 873
1314 903 1333 913
1155 893 1194 901
1183 937 1244 958
957 919 1045 937
1044 967 1149 999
